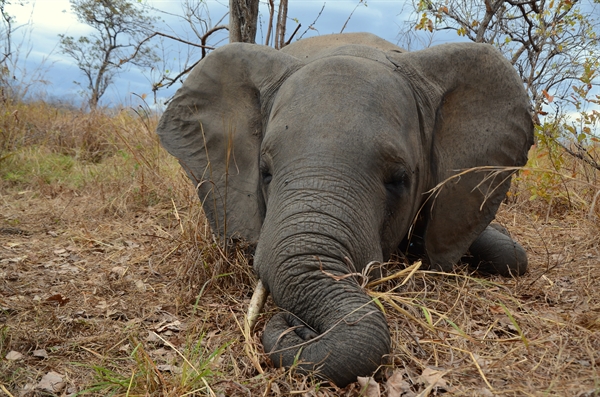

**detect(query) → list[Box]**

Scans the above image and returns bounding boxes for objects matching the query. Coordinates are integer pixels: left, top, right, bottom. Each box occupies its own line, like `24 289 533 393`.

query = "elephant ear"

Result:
388 43 534 271
156 44 302 244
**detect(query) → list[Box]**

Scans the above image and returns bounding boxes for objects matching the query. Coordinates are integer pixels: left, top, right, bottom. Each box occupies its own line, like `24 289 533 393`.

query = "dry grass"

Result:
0 99 598 396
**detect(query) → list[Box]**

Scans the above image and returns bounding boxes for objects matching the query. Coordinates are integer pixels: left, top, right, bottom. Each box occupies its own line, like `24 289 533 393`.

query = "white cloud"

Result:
8 0 92 36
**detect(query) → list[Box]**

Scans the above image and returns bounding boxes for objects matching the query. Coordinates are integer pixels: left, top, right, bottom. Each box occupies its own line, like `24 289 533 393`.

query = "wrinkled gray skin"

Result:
156 33 534 387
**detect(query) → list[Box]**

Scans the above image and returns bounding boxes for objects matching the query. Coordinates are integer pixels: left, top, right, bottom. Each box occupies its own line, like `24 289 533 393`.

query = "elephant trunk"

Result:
254 173 391 386
260 256 390 386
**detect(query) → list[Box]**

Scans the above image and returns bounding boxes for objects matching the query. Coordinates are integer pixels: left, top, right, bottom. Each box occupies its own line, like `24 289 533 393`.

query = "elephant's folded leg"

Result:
465 224 528 277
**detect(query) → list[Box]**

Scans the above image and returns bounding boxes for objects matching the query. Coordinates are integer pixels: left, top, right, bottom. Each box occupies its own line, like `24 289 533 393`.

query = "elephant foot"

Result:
465 224 527 277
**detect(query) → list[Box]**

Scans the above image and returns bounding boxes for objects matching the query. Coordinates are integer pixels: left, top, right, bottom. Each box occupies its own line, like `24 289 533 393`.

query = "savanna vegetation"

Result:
1 0 599 396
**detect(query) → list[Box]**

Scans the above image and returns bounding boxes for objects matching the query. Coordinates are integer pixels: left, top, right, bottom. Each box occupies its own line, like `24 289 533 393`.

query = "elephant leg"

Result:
465 223 527 277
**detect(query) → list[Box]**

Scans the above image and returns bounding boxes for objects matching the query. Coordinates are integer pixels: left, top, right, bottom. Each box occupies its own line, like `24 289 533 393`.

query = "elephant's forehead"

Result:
276 55 399 101
265 55 420 155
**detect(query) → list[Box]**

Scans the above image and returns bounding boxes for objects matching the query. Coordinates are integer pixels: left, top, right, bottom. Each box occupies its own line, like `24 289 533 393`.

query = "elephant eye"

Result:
262 172 273 185
261 170 273 185
260 159 272 185
385 171 409 195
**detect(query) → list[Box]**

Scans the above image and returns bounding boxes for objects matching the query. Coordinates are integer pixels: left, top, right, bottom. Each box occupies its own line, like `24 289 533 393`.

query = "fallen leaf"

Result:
357 376 381 397
0 305 15 314
419 367 449 391
157 364 182 374
110 266 127 277
156 320 183 333
6 350 24 360
150 347 176 362
46 294 70 306
135 279 146 291
489 305 504 314
271 382 281 394
146 331 161 343
32 349 48 359
58 264 80 273
386 370 414 397
3 256 26 263
21 383 35 394
37 371 65 393
124 240 140 248
472 353 490 369
96 300 112 310
478 387 496 396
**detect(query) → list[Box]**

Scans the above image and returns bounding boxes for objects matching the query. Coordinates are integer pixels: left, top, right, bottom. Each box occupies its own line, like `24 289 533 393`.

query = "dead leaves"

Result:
417 368 451 395
384 370 413 397
32 348 48 359
352 368 451 397
5 350 24 361
5 349 48 361
11 370 69 395
45 293 70 306
357 376 380 397
37 371 66 394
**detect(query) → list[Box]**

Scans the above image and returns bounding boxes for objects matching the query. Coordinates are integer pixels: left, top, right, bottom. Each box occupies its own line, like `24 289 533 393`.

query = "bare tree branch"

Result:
284 23 301 46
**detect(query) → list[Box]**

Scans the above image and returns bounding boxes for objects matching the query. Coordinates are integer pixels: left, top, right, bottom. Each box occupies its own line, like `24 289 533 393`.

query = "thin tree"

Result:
59 0 158 109
0 0 14 67
0 0 47 101
0 0 25 91
229 0 259 43
149 0 305 94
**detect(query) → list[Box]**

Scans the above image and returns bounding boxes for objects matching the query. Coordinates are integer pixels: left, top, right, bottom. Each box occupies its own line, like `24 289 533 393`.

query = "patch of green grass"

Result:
76 333 231 396
76 363 134 396
176 334 232 393
1 147 81 187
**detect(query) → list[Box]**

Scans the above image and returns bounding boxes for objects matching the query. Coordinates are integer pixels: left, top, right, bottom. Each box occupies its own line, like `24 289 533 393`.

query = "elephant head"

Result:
156 33 533 386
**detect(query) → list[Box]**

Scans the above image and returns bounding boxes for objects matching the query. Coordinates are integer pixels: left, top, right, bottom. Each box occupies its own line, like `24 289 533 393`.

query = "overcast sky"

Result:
6 0 461 109
6 0 597 123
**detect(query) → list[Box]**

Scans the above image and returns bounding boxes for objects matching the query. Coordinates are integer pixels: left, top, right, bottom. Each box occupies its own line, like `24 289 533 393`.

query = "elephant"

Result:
156 32 534 387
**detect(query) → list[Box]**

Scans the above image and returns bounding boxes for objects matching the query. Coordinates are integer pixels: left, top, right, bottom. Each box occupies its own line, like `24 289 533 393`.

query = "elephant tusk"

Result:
246 279 268 332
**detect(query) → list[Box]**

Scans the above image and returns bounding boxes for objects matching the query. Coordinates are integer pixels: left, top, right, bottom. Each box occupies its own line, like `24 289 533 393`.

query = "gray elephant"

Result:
156 33 533 386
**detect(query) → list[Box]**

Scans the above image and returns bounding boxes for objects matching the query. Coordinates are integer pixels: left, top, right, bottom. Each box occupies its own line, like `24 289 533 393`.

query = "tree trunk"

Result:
229 0 259 43
274 0 288 49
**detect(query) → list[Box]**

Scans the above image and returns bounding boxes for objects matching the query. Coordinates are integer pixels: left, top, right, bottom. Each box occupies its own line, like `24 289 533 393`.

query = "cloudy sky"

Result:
6 0 458 108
